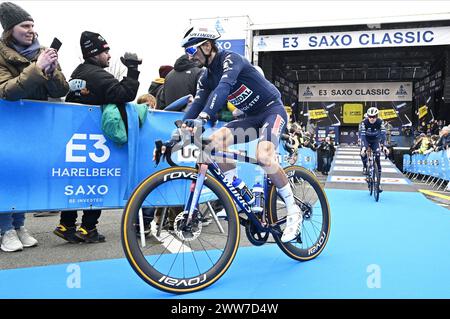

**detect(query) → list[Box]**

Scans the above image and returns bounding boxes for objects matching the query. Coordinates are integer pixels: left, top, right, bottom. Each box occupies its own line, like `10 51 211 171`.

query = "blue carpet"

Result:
1 189 449 299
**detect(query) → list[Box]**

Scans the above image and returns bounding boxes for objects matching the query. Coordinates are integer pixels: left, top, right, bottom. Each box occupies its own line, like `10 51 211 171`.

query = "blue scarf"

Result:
12 38 41 60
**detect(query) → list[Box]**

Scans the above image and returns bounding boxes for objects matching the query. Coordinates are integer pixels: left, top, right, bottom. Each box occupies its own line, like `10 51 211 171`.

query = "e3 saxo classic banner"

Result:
0 99 312 213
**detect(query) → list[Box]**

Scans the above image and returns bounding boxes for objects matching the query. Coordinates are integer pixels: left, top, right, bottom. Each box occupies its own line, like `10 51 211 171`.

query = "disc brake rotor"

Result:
173 211 202 242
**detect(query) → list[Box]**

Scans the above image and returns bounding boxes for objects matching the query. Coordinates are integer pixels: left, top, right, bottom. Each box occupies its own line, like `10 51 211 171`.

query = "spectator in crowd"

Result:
306 121 317 137
423 134 439 155
418 121 428 134
317 136 335 175
412 133 432 155
0 2 69 252
137 93 156 109
410 133 425 154
163 54 203 107
148 64 173 110
302 131 317 151
385 120 394 145
435 125 450 151
53 31 141 244
429 119 440 136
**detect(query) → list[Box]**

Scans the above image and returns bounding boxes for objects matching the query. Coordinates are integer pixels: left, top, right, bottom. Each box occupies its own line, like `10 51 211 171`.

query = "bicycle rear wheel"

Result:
121 166 240 294
268 165 331 261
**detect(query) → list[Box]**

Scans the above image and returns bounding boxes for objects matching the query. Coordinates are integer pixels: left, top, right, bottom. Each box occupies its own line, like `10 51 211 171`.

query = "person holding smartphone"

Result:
0 2 69 252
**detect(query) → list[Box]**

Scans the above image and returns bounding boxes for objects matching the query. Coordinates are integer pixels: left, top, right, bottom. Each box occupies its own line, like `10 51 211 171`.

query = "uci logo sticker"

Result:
176 145 200 163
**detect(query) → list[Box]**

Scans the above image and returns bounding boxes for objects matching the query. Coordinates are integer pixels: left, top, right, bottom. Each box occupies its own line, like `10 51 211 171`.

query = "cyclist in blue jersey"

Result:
175 26 302 242
360 107 389 191
358 113 368 175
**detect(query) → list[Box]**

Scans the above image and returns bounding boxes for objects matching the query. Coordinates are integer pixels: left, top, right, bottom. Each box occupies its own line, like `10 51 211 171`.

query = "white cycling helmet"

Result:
367 107 379 117
181 26 221 48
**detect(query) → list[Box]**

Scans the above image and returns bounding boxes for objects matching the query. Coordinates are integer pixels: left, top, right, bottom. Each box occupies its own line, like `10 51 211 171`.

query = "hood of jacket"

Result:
148 78 164 95
174 54 200 72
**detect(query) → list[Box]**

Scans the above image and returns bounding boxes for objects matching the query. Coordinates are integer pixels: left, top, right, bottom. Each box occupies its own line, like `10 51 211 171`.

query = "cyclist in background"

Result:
360 107 389 191
358 113 368 175
175 26 302 243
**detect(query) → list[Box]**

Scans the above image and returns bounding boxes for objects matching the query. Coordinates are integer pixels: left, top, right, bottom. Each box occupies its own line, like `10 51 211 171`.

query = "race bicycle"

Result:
366 147 381 202
121 121 331 294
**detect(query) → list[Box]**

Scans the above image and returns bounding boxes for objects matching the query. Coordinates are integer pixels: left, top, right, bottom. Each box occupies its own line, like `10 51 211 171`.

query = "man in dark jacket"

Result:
54 31 141 244
318 136 335 175
163 54 203 107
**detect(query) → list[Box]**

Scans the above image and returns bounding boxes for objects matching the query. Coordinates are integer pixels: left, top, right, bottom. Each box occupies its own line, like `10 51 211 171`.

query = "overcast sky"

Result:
12 0 450 98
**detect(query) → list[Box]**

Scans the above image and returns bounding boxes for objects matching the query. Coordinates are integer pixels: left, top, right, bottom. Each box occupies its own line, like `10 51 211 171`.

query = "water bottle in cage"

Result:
251 181 264 213
232 177 255 205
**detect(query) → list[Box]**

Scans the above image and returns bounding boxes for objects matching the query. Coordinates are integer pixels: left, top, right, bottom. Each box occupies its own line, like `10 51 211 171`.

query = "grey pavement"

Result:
0 209 125 270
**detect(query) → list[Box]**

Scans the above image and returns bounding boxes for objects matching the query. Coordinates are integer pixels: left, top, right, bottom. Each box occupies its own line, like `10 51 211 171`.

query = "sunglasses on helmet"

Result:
185 40 207 56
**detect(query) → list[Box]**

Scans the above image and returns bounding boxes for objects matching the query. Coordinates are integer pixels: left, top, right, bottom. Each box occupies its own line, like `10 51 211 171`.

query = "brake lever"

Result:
175 120 183 128
154 140 163 166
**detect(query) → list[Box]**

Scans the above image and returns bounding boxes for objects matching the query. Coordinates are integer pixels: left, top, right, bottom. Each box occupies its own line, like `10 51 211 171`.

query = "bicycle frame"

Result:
183 147 284 235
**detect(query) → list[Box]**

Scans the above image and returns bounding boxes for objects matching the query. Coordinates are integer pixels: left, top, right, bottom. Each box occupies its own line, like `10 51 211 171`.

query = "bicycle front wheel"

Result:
373 162 380 202
268 165 331 261
121 166 240 294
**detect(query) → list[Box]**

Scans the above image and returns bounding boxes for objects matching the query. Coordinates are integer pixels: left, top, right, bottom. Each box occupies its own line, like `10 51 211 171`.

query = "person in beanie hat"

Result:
0 2 33 31
159 65 173 79
148 64 173 110
80 31 110 59
0 2 69 253
54 31 142 244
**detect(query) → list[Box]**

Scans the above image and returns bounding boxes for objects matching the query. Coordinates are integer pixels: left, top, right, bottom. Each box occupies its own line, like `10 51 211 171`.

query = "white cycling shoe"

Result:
281 206 303 243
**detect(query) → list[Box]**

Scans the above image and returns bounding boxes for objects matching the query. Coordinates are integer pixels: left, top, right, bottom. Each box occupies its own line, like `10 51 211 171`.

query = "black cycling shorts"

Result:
224 103 288 147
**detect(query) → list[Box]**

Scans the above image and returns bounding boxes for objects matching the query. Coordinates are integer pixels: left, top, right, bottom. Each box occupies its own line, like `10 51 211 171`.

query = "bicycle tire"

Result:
268 165 331 261
121 166 240 294
373 161 380 202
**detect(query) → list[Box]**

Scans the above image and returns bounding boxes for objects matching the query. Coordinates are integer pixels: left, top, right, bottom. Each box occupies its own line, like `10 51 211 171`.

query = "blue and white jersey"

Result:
183 50 281 120
360 118 386 148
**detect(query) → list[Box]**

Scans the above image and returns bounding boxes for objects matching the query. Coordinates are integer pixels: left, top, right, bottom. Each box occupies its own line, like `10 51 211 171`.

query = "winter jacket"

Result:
66 60 140 133
0 40 68 101
418 137 431 154
436 134 450 151
65 60 139 106
148 78 164 109
318 141 335 158
163 54 203 107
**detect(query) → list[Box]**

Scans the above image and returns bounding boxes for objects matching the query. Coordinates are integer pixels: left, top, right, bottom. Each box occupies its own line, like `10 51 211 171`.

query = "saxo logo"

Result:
66 134 110 163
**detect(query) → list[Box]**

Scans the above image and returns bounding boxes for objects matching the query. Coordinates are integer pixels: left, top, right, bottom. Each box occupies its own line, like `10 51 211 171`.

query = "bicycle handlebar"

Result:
154 120 212 168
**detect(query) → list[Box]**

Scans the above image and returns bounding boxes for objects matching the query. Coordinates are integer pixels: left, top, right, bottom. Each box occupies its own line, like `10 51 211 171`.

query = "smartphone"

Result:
50 37 62 51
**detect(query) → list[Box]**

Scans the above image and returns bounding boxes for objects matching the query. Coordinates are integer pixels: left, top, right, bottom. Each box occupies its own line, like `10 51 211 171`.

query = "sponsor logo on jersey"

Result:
223 55 234 72
227 84 253 106
271 115 286 138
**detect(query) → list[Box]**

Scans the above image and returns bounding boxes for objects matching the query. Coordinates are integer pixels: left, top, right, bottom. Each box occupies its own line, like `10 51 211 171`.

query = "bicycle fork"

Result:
184 163 209 225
